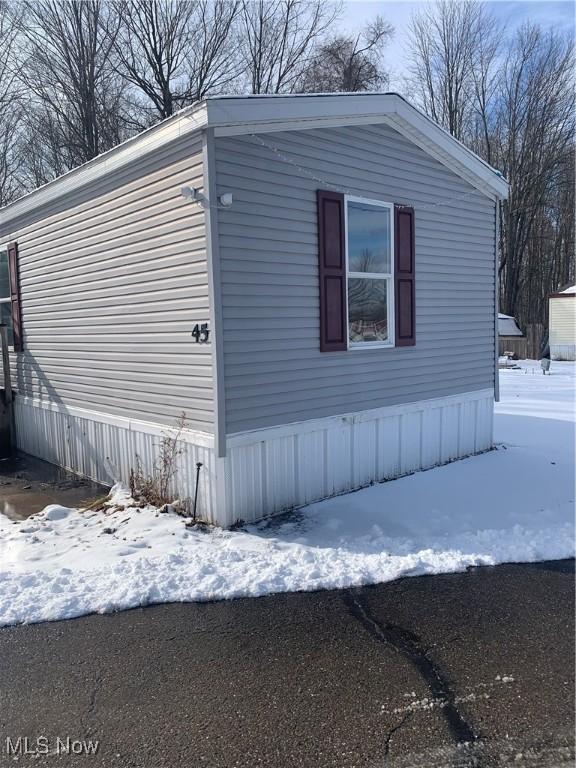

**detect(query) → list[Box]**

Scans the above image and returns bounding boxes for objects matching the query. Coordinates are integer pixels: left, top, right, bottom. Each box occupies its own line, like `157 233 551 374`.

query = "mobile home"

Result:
0 94 508 526
549 286 575 361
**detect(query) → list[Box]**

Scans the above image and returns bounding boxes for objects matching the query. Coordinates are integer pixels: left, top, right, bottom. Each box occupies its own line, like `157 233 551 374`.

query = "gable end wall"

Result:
215 123 497 435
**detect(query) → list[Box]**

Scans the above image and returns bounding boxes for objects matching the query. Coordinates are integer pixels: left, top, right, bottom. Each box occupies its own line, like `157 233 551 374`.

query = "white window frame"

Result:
344 195 395 350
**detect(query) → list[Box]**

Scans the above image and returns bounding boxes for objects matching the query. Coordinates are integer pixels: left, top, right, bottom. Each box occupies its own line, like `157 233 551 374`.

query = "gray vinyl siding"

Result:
215 123 496 433
0 133 213 431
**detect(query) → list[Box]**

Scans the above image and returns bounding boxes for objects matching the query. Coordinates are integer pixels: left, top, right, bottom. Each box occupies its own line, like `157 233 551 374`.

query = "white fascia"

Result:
0 102 208 231
208 94 509 201
0 93 508 232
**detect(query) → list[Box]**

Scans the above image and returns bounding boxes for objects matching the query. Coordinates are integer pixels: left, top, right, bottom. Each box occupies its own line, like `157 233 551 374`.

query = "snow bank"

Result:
0 360 574 626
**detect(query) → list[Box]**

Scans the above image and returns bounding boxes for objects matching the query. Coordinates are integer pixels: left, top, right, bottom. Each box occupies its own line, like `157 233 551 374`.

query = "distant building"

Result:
549 286 576 361
498 313 526 359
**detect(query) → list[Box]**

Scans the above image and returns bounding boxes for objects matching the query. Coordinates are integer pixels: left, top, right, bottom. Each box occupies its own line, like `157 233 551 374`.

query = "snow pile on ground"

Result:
0 361 574 626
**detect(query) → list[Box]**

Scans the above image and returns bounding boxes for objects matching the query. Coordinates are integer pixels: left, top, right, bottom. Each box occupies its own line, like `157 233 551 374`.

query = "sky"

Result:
338 0 575 91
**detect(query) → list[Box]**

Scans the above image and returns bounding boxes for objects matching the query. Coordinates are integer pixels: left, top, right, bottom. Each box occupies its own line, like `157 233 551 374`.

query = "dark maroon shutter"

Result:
317 190 346 352
7 242 23 352
394 205 415 347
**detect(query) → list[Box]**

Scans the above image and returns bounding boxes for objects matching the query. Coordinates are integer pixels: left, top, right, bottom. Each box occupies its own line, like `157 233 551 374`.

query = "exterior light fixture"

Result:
218 192 233 207
181 186 201 202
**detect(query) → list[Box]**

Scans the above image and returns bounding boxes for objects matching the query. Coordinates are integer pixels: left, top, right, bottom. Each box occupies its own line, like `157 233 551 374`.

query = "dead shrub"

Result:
129 413 189 508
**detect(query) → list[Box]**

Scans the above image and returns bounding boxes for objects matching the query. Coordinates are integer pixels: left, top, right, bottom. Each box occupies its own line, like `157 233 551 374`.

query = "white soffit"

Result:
0 93 507 229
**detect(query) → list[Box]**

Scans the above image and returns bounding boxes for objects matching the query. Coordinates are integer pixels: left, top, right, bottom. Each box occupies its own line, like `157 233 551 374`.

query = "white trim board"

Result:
0 93 508 231
494 200 500 402
202 128 227 458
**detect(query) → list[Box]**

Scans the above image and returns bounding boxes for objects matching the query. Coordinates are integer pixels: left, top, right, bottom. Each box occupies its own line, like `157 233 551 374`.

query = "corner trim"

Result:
202 129 227 458
494 200 500 402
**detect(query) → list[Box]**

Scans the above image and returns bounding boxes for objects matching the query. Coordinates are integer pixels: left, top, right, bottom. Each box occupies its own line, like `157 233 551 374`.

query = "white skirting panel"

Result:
220 389 494 527
16 390 494 528
550 343 576 361
15 397 217 522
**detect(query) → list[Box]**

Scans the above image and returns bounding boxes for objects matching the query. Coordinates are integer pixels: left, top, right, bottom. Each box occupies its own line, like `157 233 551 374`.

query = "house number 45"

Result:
192 323 210 343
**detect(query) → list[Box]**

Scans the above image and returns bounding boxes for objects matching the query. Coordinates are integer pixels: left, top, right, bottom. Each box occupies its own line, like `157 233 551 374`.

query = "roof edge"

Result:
0 101 208 230
0 93 508 230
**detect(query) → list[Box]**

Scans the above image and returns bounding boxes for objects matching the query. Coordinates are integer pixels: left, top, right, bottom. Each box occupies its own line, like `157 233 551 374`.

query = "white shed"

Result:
549 286 576 360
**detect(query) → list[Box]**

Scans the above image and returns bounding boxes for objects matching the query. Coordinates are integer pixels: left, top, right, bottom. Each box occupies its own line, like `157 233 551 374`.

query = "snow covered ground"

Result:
0 361 574 626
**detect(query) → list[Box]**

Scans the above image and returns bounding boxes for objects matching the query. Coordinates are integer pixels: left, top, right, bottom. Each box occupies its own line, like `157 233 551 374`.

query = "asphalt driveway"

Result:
0 560 574 768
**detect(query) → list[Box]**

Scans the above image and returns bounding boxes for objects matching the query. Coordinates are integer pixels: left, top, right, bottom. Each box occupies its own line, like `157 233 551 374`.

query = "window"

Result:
346 197 394 347
317 189 415 352
0 247 13 346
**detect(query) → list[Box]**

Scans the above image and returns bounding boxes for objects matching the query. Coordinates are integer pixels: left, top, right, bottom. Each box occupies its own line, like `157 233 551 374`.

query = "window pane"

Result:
347 201 391 274
0 250 9 299
0 303 13 346
348 278 389 343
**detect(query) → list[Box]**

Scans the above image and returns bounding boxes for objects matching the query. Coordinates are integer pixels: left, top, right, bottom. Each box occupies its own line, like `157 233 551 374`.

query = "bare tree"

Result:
112 0 240 122
468 6 502 165
0 1 24 205
408 0 486 141
521 147 575 332
299 16 393 93
187 1 242 102
18 0 127 170
407 1 575 349
240 0 338 94
551 146 575 291
496 24 575 325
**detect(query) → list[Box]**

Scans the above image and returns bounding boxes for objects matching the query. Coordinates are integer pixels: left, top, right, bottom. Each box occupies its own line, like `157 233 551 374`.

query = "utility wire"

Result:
185 103 489 212
247 131 484 211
